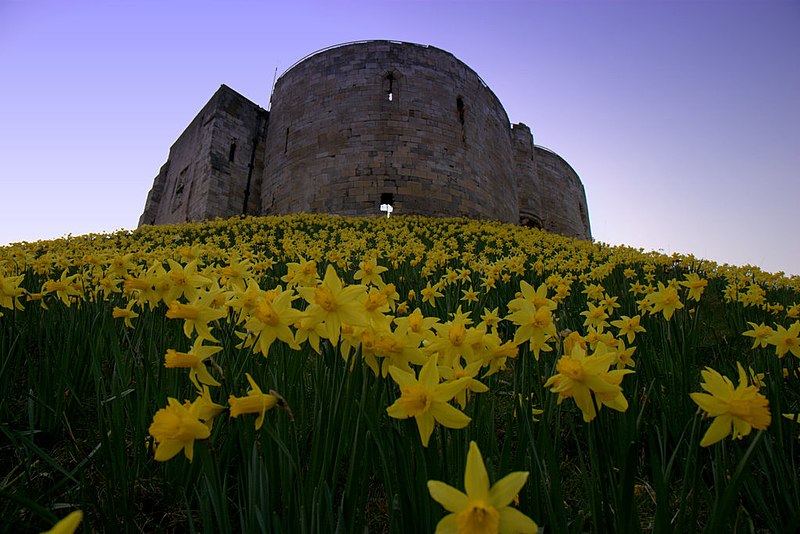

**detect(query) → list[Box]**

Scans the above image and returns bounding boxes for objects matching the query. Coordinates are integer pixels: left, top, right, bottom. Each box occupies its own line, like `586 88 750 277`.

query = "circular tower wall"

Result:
532 146 591 240
261 41 518 223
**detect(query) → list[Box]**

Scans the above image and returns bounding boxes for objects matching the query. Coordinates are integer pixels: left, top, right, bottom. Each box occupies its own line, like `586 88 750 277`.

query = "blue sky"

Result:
1 0 798 275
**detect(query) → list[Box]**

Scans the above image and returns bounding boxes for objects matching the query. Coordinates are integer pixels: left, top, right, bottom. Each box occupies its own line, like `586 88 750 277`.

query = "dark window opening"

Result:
456 96 466 143
380 192 394 217
228 142 237 162
384 73 395 102
520 215 542 229
284 128 290 154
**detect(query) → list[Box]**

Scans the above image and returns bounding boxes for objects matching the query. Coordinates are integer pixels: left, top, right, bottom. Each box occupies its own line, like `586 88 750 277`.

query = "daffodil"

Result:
0 274 25 312
647 282 684 321
427 308 482 367
478 329 518 377
228 373 278 430
148 397 210 462
386 356 471 447
361 287 392 329
439 359 489 409
544 343 633 422
163 259 213 303
191 384 225 430
164 338 222 389
42 271 82 306
296 264 367 343
372 325 427 377
690 363 771 446
765 322 800 358
421 281 444 307
742 322 775 349
679 273 708 301
353 257 388 288
506 303 556 360
112 300 139 328
281 256 319 288
427 441 538 533
165 293 228 342
240 287 302 357
580 301 610 330
610 314 646 344
507 281 556 312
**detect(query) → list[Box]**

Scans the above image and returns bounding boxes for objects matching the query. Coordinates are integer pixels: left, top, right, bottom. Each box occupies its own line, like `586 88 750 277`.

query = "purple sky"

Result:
1 0 798 275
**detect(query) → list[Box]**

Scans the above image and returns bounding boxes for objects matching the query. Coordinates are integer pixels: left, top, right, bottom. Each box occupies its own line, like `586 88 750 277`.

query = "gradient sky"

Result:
1 0 798 275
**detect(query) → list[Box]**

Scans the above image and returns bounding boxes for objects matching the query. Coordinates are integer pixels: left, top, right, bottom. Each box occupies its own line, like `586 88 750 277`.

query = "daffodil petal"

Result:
434 513 459 534
433 376 470 402
427 481 469 512
43 510 83 534
690 392 727 416
386 398 409 419
419 356 440 389
498 506 539 533
700 414 732 447
465 441 490 500
154 439 183 462
489 471 529 507
416 412 436 447
388 366 416 388
430 402 471 429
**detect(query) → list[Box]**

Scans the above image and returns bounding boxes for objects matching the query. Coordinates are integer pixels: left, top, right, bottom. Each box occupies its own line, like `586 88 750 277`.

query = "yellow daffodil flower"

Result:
164 338 222 389
228 373 278 430
610 315 646 344
148 397 210 462
690 363 771 447
765 322 800 358
544 343 633 422
427 441 538 533
742 322 775 349
386 356 471 447
296 264 368 344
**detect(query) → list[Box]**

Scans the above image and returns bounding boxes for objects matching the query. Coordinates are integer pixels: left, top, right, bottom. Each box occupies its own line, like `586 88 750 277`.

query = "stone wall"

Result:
139 85 266 226
261 41 518 223
533 146 591 239
512 123 544 229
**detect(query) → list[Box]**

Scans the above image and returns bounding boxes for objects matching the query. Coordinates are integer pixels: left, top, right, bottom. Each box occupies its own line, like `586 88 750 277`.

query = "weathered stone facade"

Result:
139 86 267 226
139 40 591 239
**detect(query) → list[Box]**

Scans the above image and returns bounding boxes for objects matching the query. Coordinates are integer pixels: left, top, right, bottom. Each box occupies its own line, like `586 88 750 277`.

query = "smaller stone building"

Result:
140 41 591 239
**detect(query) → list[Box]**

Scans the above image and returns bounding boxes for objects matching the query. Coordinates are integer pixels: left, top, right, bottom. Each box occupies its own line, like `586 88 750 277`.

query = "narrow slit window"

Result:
228 142 237 162
384 73 395 102
456 96 466 143
284 128 290 154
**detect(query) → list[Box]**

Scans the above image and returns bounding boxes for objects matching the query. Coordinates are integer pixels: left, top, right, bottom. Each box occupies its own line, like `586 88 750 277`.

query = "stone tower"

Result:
139 40 591 240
